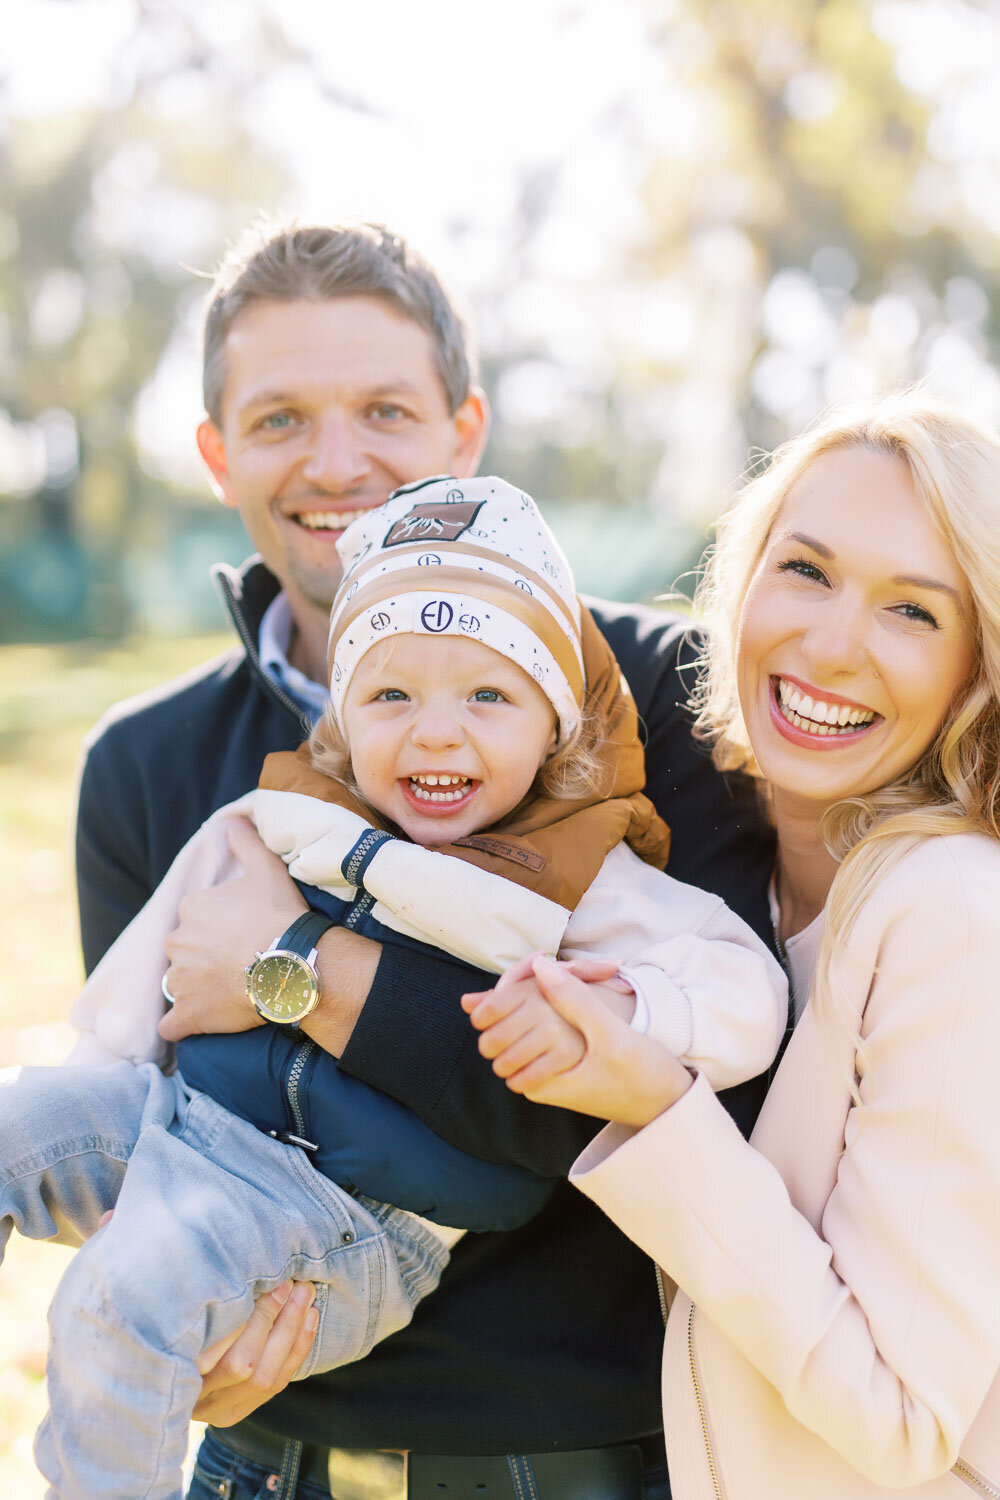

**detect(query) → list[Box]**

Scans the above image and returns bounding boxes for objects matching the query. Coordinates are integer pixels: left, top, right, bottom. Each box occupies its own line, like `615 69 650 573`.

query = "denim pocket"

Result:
187 1431 261 1500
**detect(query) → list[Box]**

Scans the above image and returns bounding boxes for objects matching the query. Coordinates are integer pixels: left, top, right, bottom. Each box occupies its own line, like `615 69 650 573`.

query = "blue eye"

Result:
472 689 504 704
261 412 293 430
777 557 828 585
375 688 408 702
893 601 939 628
370 403 405 421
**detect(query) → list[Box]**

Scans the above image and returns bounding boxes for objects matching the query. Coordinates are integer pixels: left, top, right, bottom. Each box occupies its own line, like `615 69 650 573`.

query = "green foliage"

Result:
5 0 1000 638
0 7 293 640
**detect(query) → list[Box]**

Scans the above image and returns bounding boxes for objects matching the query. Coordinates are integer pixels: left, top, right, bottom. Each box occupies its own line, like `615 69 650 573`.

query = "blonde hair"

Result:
692 393 1000 1054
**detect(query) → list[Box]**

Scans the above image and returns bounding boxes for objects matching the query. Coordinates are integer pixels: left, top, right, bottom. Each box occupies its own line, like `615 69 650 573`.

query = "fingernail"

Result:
304 1308 319 1331
273 1281 293 1305
534 956 565 982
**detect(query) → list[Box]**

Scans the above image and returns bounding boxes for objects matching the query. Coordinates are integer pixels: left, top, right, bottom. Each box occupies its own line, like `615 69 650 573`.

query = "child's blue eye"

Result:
375 689 409 702
471 689 504 703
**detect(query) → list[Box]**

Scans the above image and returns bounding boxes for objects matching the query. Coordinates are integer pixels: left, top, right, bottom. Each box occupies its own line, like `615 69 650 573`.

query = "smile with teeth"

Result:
296 507 372 531
775 678 878 736
407 774 475 803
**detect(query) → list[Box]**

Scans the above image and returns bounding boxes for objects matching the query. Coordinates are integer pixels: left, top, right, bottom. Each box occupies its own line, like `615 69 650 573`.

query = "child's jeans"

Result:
0 1060 451 1500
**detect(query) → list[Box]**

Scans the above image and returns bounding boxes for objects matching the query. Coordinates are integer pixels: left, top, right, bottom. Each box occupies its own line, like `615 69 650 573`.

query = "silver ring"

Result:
161 973 176 1006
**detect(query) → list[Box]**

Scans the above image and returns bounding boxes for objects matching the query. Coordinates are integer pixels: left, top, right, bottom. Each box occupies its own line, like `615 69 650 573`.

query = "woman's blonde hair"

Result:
692 392 1000 1056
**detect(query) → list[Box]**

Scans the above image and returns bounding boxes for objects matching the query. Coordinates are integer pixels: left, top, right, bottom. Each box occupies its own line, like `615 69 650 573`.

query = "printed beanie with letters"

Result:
326 476 585 745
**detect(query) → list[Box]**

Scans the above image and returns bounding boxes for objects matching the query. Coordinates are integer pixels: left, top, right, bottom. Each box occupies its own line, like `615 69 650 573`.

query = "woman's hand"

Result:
463 954 637 1089
192 1281 319 1426
466 956 693 1128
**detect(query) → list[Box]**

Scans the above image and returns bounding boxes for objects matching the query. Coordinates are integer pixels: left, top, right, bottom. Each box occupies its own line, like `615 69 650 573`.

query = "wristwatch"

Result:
245 911 336 1027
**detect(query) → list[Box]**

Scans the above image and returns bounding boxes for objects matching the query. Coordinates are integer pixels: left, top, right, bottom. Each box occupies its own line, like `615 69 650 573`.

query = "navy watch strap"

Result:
275 910 336 957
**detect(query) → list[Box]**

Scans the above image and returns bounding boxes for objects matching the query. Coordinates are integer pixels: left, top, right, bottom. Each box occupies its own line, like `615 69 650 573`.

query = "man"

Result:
76 222 775 1499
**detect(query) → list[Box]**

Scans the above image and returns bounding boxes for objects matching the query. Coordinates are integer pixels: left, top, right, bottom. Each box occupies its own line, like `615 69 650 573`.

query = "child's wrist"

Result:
597 979 637 1025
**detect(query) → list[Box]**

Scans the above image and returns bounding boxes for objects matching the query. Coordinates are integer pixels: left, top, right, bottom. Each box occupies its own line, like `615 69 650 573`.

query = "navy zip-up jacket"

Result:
176 875 554 1230
76 556 776 1455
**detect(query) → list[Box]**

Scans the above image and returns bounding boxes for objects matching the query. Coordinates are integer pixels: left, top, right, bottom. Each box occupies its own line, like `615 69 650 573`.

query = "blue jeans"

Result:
0 1061 450 1500
186 1429 672 1499
188 1430 330 1500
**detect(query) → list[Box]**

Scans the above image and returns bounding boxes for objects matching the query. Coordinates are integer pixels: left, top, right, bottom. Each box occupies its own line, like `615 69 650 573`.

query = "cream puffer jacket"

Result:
572 833 1000 1499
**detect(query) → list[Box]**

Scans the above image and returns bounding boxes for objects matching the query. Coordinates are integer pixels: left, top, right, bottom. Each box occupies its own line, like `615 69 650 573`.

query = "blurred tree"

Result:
480 0 1000 595
0 0 294 640
5 0 1000 630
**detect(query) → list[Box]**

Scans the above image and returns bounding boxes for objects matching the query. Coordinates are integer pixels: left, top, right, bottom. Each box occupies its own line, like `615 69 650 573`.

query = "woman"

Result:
467 394 1000 1496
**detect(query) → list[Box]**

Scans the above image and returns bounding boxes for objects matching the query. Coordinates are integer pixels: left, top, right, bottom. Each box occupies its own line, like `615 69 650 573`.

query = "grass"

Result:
0 633 230 1494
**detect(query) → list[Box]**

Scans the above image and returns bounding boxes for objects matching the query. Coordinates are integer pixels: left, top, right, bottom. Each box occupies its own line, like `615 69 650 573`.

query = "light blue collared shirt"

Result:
257 593 329 725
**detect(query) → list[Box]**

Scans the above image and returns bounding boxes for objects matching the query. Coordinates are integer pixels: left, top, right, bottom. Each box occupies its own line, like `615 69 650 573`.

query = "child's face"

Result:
342 633 559 847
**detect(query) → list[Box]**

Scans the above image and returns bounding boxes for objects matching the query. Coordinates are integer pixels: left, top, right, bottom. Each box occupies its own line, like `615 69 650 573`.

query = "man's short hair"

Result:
202 221 477 423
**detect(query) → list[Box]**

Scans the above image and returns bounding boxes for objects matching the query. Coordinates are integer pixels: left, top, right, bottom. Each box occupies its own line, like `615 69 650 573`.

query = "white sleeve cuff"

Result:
625 972 651 1034
618 963 694 1059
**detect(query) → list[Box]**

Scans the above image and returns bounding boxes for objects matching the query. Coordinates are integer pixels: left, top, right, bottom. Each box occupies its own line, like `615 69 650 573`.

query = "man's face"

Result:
197 296 487 627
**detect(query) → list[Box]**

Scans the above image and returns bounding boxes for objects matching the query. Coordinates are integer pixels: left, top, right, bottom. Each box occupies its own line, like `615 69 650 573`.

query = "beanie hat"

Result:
327 475 585 744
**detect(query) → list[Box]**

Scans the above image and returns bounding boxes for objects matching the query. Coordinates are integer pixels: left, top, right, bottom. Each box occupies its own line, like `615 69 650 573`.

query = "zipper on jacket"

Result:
214 567 313 733
286 1038 316 1140
654 1264 669 1325
343 892 375 930
954 1458 1000 1497
687 1302 727 1500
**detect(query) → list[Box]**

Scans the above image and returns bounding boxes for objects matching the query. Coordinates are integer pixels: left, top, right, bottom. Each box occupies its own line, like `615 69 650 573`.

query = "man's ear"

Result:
196 419 239 509
451 387 490 478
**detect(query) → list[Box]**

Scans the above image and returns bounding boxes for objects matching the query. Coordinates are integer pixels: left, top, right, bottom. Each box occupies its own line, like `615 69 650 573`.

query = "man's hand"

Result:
96 1212 319 1425
193 1280 319 1426
159 818 307 1042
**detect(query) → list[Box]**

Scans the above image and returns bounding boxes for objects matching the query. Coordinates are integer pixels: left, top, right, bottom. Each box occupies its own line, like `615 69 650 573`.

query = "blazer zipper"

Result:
688 1302 727 1500
954 1459 1000 1497
654 1264 669 1325
684 1302 999 1500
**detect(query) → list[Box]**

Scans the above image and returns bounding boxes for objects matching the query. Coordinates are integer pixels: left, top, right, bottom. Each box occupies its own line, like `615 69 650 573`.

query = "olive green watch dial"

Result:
248 952 319 1023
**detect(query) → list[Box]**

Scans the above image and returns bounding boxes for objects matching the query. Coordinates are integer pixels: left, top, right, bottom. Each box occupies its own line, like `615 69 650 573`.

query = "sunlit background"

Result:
5 0 1000 639
4 0 1000 1487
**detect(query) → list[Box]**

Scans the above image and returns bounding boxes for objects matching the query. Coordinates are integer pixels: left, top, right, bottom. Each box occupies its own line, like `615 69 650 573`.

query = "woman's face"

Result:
737 445 976 820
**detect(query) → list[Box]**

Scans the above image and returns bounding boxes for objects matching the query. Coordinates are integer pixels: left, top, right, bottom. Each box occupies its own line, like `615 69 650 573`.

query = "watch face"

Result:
248 952 319 1023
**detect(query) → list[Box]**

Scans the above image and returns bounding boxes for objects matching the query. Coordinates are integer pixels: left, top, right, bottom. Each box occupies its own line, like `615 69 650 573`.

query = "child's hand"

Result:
465 956 691 1124
494 951 621 993
508 957 693 1124
464 958 588 1089
463 954 637 1093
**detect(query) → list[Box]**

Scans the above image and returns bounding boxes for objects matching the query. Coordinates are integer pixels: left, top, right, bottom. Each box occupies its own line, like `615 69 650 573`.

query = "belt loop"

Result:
274 1438 303 1500
506 1454 539 1500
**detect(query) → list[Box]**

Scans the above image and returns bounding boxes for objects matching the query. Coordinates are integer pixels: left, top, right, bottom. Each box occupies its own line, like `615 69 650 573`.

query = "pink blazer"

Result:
572 833 1000 1498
